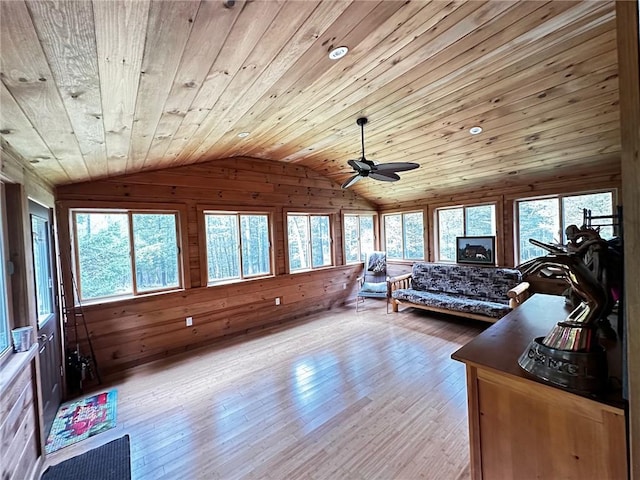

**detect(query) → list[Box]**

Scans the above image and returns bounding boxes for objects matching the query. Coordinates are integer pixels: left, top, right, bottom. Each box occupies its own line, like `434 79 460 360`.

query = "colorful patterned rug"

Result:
45 390 118 454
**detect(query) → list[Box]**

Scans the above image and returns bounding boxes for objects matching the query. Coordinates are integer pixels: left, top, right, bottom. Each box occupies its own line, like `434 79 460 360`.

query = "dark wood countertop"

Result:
452 293 626 409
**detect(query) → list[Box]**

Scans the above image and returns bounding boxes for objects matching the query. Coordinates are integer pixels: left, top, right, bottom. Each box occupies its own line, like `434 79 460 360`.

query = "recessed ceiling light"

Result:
469 126 483 135
237 132 250 138
328 46 348 60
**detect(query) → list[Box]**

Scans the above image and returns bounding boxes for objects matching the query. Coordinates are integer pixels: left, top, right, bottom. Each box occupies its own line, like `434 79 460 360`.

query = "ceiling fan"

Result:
341 117 420 189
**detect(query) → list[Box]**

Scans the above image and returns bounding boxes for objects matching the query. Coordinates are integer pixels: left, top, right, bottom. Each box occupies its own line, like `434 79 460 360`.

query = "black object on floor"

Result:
41 435 131 480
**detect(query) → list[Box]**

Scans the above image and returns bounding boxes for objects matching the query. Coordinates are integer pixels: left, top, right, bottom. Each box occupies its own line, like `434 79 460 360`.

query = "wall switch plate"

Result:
343 283 347 289
275 297 281 306
186 316 193 326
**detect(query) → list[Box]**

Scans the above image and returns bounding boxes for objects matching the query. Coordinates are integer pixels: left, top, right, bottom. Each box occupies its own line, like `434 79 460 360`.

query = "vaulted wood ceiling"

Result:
0 0 620 206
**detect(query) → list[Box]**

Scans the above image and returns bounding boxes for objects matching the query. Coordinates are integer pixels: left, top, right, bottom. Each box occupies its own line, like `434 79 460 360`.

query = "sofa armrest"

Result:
507 281 530 308
388 273 412 293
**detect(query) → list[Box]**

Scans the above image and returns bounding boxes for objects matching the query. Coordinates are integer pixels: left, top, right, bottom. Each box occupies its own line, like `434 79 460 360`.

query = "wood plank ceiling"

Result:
0 0 620 207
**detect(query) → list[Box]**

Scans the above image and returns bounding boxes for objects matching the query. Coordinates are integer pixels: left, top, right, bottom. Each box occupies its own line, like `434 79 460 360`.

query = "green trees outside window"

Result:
288 214 332 272
205 212 271 283
384 212 424 260
31 214 54 324
437 204 496 262
344 214 375 263
517 191 614 264
73 210 181 301
437 208 463 261
133 213 180 292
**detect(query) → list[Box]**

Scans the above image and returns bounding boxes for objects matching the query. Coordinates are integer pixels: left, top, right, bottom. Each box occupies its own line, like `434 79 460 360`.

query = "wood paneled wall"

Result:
380 163 622 299
56 157 375 374
1 144 54 480
381 162 621 279
616 0 640 474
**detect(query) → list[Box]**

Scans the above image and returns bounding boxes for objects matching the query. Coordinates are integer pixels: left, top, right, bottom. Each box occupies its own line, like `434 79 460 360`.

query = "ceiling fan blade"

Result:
374 162 420 172
341 174 363 189
369 171 400 182
348 159 372 172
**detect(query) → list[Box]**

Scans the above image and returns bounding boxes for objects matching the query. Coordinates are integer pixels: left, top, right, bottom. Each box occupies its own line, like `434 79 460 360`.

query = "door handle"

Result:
38 334 48 342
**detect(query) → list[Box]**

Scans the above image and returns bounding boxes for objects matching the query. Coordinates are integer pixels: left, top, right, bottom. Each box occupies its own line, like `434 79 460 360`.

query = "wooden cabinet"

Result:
0 345 42 480
452 294 627 480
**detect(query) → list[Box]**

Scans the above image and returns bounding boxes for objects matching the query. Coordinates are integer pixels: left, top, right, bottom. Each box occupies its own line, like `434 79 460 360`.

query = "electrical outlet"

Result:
186 316 193 327
275 297 281 306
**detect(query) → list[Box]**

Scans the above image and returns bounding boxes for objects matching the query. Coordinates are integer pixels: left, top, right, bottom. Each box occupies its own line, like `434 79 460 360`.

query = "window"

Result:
72 210 181 301
344 213 375 263
287 213 333 271
516 190 615 264
204 212 272 283
383 211 424 260
0 188 10 356
436 204 496 261
31 206 54 326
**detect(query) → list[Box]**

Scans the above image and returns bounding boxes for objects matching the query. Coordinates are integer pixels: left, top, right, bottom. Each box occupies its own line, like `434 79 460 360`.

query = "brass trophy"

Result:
517 226 622 392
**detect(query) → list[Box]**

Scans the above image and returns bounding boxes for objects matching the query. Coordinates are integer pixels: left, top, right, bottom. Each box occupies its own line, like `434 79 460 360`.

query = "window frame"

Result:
434 202 497 263
285 209 336 273
514 189 617 265
0 183 13 362
68 202 187 304
342 211 378 264
30 200 56 327
381 210 425 262
198 206 275 286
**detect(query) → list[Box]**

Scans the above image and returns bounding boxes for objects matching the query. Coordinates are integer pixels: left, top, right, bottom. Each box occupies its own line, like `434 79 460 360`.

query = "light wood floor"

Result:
43 301 485 479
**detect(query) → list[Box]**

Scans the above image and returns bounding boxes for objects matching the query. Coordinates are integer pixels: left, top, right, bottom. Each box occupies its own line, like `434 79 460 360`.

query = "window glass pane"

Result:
240 214 270 277
206 214 240 282
288 215 310 271
403 212 424 259
344 215 360 263
359 215 374 260
132 213 180 292
562 192 613 241
465 205 496 236
384 215 403 259
518 198 560 263
438 208 464 261
31 215 54 325
75 212 132 300
0 222 9 354
310 216 331 267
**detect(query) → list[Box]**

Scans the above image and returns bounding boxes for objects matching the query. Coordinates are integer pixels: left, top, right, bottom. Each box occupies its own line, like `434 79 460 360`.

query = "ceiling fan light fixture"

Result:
329 46 348 60
469 126 483 135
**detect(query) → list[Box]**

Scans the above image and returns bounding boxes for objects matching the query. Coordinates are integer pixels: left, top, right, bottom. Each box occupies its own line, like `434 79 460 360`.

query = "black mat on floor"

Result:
41 435 130 480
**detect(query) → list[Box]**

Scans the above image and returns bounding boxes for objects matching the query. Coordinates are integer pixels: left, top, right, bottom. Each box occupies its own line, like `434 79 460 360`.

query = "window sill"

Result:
387 259 424 265
77 287 185 308
207 274 275 287
0 343 38 394
289 265 335 274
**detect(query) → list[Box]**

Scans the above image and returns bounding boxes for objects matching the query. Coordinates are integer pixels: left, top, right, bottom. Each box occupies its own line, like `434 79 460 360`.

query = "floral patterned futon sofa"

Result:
389 263 530 323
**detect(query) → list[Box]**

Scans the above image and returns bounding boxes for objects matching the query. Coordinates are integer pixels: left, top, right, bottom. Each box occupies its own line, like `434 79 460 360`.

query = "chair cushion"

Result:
367 252 386 273
361 282 387 293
